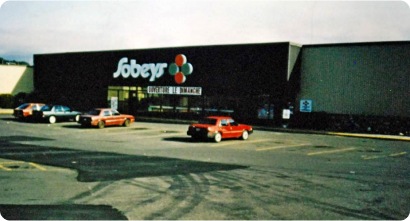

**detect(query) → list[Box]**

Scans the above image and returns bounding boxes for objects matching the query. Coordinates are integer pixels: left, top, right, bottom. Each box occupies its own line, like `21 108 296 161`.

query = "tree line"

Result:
0 57 30 66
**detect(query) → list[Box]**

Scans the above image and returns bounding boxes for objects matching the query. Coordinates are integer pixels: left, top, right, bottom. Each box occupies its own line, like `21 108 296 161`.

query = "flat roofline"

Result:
303 40 410 48
34 41 299 56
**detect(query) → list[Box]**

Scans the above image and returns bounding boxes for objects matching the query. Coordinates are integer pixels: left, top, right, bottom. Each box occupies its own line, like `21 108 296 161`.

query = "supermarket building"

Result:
32 41 410 129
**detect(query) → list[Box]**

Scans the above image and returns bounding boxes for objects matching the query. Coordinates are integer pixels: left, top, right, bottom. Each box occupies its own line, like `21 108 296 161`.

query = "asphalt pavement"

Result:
1 109 409 142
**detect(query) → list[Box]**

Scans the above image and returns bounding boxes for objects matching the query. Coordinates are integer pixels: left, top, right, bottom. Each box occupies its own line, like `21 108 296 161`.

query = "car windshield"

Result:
40 105 53 111
87 109 101 116
198 118 218 125
30 105 44 110
17 104 29 109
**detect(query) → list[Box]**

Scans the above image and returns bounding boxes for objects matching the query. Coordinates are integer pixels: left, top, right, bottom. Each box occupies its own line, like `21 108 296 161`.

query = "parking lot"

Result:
0 115 409 220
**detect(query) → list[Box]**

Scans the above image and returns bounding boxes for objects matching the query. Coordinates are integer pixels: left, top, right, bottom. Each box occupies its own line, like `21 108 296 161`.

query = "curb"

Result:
134 118 410 142
254 126 410 142
0 109 13 114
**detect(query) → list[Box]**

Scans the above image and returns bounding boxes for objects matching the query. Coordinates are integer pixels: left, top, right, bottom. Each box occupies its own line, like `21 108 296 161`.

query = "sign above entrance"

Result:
113 57 168 82
148 86 202 96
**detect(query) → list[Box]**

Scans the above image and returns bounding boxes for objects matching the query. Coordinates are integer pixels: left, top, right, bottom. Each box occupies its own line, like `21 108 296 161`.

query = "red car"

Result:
79 108 135 129
187 116 253 142
13 103 45 120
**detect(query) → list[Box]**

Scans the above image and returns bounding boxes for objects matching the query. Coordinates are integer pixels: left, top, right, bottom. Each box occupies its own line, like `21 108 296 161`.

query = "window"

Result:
55 106 64 112
103 110 111 116
88 109 101 115
62 106 70 112
228 119 239 126
17 104 29 109
220 119 228 127
198 118 217 125
112 110 121 116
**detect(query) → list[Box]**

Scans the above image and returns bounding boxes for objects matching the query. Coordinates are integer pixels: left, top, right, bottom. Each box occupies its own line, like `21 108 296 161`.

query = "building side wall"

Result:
297 43 410 117
288 44 301 81
0 65 34 95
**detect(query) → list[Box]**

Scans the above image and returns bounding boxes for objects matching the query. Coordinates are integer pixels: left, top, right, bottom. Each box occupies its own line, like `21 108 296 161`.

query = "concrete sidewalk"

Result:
0 109 13 114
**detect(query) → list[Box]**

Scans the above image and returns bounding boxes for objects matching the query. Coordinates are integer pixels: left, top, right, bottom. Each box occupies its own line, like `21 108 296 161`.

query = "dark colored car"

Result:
187 116 253 142
32 105 83 124
13 103 45 120
79 108 135 129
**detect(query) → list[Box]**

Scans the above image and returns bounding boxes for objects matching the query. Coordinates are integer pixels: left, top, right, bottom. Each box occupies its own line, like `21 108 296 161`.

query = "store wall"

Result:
297 42 410 117
34 43 292 114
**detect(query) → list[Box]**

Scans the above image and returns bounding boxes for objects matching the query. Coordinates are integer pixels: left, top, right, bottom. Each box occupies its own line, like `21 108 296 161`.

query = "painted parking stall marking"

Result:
362 152 407 160
0 161 47 171
256 143 310 151
212 139 273 147
307 147 356 156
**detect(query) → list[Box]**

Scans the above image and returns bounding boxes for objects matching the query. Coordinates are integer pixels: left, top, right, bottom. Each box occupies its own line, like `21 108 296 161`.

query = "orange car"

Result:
13 103 45 119
187 116 253 142
79 108 135 129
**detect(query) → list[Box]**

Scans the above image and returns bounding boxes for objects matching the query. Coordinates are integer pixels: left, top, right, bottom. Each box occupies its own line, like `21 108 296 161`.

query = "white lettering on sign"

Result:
147 86 202 96
113 57 168 82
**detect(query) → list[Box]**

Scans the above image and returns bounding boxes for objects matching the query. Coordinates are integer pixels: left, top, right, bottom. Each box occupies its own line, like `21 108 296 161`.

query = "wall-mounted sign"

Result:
300 99 313 112
111 97 118 110
113 57 168 82
113 54 194 84
168 54 193 84
282 109 291 119
148 86 202 96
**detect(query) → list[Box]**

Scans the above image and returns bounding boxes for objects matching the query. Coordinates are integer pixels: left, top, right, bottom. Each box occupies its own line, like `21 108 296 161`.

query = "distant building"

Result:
0 64 34 95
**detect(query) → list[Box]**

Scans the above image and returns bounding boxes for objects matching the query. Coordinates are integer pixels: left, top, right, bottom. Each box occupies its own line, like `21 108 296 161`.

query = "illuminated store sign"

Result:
113 57 168 82
113 54 193 84
148 86 202 96
168 54 193 84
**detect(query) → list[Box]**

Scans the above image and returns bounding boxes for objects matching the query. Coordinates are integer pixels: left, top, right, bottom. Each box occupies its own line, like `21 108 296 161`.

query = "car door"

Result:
219 119 232 138
228 119 243 137
62 106 73 119
102 110 114 126
111 109 124 125
54 106 64 119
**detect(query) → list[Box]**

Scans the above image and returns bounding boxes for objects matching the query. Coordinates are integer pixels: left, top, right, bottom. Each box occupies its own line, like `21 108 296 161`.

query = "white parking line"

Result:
307 147 356 156
255 143 310 151
389 152 407 157
102 129 153 136
132 132 186 139
212 139 273 147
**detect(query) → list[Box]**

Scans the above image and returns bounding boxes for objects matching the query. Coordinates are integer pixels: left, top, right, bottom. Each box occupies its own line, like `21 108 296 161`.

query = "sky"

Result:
0 0 409 65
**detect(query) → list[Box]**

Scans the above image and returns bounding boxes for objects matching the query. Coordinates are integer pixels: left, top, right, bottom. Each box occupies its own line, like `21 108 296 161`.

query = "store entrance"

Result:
108 86 283 123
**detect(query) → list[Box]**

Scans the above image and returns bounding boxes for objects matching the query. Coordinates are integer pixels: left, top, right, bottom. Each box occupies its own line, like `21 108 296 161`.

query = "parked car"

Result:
13 103 45 120
32 105 83 124
79 108 135 129
187 116 253 142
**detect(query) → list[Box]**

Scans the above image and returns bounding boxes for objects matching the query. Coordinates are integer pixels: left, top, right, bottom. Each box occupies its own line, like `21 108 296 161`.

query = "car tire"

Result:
75 115 80 122
123 119 130 127
191 135 200 142
49 116 56 124
214 132 222 143
241 130 249 140
98 121 105 129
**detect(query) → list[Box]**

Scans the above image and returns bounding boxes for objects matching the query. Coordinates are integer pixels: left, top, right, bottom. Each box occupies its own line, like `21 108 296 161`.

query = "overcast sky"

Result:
0 0 409 65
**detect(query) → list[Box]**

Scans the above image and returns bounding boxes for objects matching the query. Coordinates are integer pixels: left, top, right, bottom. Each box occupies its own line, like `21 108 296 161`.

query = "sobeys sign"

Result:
113 54 194 84
113 57 168 82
